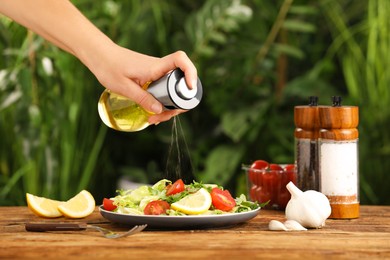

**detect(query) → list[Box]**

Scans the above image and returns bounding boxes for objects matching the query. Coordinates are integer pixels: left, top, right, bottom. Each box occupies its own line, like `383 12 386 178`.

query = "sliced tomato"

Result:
166 179 185 196
210 187 236 211
102 198 117 211
144 200 170 215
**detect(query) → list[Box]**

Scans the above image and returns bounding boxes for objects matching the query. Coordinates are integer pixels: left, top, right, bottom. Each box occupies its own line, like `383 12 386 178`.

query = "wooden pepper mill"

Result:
318 96 359 219
294 96 320 191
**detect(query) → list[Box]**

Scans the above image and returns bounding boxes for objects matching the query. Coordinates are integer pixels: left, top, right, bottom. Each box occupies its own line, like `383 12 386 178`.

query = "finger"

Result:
157 51 198 89
128 84 163 114
108 78 163 114
148 109 186 125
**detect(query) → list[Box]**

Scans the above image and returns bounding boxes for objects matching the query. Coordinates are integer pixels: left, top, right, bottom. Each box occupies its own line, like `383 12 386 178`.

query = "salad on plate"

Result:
102 179 261 216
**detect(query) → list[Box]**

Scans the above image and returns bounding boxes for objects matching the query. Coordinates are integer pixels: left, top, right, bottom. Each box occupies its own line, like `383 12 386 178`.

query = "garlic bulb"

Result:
285 181 331 228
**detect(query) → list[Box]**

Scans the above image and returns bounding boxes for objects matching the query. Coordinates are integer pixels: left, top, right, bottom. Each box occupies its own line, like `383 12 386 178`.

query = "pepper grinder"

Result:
294 96 320 191
319 96 359 219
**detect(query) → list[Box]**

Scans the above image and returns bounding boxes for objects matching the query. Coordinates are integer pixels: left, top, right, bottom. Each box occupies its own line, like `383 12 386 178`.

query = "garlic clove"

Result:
284 220 307 231
269 219 308 231
268 220 288 231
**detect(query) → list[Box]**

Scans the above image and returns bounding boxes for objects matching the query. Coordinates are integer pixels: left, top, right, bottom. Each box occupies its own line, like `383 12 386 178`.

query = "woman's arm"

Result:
0 0 198 123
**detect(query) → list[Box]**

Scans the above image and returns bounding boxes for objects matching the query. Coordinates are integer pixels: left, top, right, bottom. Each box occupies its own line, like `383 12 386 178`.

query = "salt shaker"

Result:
319 96 359 219
294 96 320 191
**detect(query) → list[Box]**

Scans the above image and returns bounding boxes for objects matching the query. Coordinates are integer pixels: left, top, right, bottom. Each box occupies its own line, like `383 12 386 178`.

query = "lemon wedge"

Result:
26 193 64 218
171 188 212 215
57 190 96 218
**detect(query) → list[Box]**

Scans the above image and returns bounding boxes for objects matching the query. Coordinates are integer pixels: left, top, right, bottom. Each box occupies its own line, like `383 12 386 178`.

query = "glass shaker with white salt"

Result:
319 96 359 219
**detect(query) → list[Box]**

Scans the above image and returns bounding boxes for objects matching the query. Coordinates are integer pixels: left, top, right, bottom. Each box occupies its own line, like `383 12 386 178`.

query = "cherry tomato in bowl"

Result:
249 160 269 186
243 160 297 210
277 189 291 209
250 160 269 170
249 185 258 201
284 164 295 172
261 170 279 205
256 186 272 204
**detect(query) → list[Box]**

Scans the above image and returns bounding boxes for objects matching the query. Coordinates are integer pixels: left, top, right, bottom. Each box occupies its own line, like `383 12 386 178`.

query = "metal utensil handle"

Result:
25 222 87 232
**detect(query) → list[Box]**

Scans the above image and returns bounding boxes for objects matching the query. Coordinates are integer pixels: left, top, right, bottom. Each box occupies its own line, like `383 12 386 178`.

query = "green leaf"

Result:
282 20 316 33
196 45 216 57
273 43 305 59
222 109 253 142
198 145 245 186
289 5 318 15
217 18 239 32
208 31 227 44
0 89 22 111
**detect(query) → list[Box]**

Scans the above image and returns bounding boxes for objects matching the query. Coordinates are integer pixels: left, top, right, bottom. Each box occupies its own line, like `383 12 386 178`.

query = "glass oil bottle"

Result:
98 68 203 132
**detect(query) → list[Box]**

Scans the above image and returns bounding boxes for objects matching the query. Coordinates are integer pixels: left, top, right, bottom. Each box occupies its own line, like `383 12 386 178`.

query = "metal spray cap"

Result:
146 68 203 110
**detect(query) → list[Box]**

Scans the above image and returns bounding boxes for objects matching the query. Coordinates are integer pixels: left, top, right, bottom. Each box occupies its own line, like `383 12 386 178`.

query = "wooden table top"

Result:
1 205 389 259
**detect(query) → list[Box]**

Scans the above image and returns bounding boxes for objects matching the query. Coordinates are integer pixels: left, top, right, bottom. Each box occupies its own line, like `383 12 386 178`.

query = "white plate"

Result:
99 206 260 229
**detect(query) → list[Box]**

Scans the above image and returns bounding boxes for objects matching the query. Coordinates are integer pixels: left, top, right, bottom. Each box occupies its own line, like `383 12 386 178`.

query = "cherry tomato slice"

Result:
210 187 236 211
144 200 170 215
166 179 185 196
102 198 117 211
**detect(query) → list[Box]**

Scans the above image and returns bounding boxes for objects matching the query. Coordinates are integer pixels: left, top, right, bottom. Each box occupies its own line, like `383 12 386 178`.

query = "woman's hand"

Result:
86 45 198 125
0 0 198 126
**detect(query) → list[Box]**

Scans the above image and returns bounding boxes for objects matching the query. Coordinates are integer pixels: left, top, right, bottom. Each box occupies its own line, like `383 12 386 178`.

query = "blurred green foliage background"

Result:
1 0 389 205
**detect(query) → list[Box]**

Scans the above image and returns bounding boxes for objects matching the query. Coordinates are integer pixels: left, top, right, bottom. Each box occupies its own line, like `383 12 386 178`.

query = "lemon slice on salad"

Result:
58 190 95 218
26 193 64 218
171 188 212 215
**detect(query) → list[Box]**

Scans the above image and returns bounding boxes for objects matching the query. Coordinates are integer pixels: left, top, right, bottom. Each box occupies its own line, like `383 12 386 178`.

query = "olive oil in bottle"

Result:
98 91 152 132
98 68 203 132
